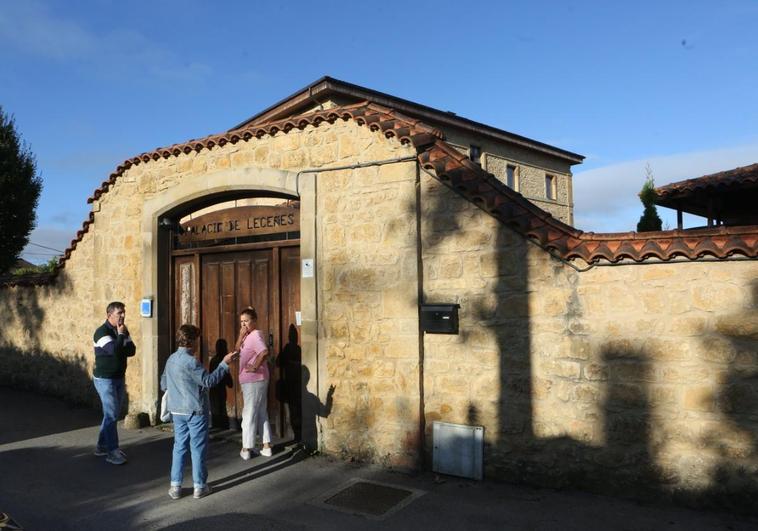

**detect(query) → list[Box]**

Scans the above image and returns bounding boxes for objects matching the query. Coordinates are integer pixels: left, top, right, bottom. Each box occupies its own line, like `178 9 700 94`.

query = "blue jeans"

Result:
170 413 209 488
93 377 125 452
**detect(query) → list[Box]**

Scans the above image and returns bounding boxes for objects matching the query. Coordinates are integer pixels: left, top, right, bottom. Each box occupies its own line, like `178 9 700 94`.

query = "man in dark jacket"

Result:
93 301 136 465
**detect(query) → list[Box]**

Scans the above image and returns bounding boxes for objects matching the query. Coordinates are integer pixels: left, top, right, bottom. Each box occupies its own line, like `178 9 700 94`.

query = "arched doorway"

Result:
165 197 302 442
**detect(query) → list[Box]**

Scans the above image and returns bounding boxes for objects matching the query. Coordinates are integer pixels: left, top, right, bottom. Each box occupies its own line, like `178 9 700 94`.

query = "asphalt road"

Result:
1 386 756 530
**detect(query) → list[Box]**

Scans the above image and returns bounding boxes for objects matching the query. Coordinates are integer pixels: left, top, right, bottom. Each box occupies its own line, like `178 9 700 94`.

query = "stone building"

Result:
1 77 757 511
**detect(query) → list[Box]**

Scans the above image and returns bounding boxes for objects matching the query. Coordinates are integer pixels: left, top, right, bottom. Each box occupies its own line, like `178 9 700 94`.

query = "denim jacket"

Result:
160 347 229 416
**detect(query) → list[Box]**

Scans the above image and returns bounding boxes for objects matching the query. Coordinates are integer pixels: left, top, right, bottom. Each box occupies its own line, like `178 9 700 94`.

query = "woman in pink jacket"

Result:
234 307 273 459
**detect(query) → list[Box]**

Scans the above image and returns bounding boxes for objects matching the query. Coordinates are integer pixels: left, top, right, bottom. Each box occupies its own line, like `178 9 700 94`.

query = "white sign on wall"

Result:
302 259 314 278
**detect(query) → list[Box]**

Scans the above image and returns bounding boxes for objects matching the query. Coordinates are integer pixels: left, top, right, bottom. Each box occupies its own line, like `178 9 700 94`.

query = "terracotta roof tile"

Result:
30 103 758 285
655 163 758 199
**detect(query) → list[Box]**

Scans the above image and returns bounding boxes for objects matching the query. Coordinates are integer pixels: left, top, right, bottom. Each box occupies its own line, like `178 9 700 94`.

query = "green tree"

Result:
0 106 42 274
12 257 59 276
636 163 662 232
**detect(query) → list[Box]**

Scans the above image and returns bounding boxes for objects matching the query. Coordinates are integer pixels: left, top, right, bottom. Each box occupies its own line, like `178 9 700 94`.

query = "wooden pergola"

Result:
654 163 758 229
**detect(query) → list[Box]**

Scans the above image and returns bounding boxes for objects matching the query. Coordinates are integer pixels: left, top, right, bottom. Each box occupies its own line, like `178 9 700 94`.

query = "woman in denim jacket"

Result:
161 324 237 499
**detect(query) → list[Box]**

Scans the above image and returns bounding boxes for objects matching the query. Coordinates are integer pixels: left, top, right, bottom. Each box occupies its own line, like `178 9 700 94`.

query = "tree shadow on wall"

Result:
486 268 758 514
0 271 101 408
0 345 99 408
0 269 73 348
415 171 756 513
488 337 666 502
693 278 758 511
417 173 535 476
326 161 758 513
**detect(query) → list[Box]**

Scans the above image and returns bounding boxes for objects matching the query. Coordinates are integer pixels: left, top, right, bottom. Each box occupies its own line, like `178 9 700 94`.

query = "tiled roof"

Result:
15 102 757 287
231 76 585 165
654 163 758 200
416 138 757 264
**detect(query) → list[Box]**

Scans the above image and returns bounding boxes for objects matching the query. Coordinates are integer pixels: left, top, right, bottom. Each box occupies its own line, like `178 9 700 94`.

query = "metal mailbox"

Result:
420 303 460 334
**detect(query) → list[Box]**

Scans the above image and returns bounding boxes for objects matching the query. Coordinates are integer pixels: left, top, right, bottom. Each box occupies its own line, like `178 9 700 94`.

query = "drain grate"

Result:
313 479 426 520
325 481 412 516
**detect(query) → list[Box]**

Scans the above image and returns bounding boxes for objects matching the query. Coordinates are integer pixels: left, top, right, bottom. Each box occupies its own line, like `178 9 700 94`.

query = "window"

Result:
506 165 518 190
469 145 481 165
545 174 556 200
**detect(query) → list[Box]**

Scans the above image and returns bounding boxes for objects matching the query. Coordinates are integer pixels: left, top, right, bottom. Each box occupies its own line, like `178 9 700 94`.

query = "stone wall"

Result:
317 156 421 468
1 115 756 510
0 118 422 467
0 227 113 408
421 171 758 510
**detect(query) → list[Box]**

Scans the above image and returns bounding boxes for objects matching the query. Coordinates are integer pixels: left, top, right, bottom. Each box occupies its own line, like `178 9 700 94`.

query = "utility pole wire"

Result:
27 241 64 253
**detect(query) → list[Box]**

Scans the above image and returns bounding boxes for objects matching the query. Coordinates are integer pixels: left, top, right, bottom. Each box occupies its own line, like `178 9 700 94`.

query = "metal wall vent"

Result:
432 421 484 480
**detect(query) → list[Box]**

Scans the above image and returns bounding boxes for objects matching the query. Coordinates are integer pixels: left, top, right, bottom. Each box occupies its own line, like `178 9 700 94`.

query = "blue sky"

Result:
2 0 756 263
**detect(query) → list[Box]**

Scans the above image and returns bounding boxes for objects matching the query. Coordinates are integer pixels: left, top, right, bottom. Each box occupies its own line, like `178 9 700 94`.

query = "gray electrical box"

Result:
433 421 484 480
419 303 460 334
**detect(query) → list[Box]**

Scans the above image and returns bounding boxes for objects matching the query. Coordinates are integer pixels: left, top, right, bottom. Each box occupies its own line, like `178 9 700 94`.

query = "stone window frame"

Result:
545 173 557 201
506 164 519 191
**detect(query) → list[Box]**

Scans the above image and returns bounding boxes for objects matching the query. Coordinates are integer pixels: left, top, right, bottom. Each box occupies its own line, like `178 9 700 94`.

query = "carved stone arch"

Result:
137 166 303 417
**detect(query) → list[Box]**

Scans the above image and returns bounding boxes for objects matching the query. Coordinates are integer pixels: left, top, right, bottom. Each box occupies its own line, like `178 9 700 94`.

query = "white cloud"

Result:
573 142 758 233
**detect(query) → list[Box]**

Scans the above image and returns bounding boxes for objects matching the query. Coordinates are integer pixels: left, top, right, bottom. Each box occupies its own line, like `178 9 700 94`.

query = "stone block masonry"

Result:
420 170 758 510
1 109 756 513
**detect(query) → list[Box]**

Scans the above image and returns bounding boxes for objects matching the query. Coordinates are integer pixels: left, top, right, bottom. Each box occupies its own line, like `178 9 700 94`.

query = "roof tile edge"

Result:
18 102 756 288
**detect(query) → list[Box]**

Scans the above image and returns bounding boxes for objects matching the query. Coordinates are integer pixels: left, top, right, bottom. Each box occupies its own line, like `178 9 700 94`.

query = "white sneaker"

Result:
260 447 272 457
193 485 212 499
240 449 251 460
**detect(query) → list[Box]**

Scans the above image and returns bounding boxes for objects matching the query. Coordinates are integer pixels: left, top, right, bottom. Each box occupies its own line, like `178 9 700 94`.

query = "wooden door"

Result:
276 246 301 440
171 244 301 439
201 250 273 427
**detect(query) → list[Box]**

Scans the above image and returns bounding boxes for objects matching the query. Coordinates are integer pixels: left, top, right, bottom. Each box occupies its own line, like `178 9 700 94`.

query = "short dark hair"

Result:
106 301 125 315
176 324 201 347
240 307 257 320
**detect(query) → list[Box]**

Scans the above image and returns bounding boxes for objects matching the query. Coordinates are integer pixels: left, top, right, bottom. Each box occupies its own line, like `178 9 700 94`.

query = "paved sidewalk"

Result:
1 386 756 530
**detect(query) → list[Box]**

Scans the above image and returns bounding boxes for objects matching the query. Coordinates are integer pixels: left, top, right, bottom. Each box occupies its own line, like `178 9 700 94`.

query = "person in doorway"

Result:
235 307 273 460
161 324 237 499
93 301 136 465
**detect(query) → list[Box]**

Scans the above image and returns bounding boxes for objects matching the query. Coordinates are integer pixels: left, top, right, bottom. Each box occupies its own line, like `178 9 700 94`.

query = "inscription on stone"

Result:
179 206 299 242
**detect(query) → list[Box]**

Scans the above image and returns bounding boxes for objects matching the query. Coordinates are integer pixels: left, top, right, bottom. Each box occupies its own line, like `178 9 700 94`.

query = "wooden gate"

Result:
169 205 301 440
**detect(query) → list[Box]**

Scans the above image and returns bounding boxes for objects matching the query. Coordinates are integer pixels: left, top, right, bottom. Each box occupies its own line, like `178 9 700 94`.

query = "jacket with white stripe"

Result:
93 321 136 379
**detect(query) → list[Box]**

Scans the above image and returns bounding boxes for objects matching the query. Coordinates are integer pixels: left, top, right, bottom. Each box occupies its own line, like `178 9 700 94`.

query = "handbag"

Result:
160 391 171 422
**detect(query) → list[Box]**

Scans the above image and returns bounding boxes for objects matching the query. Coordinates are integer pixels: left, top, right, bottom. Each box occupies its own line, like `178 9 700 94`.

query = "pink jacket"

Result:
238 329 269 384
